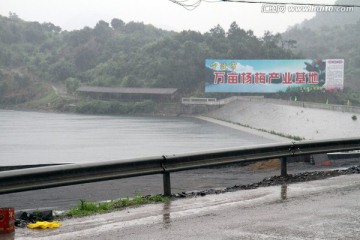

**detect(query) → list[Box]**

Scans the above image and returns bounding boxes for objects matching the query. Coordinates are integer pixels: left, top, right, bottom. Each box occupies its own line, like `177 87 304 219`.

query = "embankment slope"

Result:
206 99 360 140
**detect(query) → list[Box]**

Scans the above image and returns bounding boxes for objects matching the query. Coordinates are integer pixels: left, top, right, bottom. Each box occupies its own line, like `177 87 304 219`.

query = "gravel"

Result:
172 165 360 198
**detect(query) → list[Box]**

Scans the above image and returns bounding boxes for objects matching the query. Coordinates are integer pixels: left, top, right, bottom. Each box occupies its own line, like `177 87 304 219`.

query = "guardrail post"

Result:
281 157 287 176
162 156 171 196
163 172 171 196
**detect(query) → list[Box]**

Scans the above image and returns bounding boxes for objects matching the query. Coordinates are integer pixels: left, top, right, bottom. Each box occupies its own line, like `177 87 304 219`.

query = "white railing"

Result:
182 98 217 105
181 97 240 105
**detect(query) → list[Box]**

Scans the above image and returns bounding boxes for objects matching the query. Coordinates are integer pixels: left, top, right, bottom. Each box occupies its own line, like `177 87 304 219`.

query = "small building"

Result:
76 86 178 102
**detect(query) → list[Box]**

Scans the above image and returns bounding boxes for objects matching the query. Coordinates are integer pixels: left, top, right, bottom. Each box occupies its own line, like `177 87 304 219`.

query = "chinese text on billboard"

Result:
205 59 344 93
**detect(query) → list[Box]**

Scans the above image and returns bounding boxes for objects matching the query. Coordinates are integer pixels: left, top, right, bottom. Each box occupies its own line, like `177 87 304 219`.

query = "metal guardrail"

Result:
1 138 360 196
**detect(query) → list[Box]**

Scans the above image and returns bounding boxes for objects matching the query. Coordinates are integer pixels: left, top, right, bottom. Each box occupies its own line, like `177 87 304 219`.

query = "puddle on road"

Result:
162 201 171 229
281 185 288 200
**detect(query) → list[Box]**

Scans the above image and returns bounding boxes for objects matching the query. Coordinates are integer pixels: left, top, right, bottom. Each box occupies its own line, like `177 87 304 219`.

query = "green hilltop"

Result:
0 14 295 110
1 4 360 112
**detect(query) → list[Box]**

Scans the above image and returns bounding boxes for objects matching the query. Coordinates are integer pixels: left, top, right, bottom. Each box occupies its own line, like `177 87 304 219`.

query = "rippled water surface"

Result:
0 110 274 166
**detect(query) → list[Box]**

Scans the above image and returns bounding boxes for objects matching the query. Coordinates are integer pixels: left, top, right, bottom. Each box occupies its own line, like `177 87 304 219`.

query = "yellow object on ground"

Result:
27 221 61 229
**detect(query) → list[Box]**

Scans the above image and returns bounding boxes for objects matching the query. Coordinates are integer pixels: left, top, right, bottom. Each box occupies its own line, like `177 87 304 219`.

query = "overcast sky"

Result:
0 0 337 36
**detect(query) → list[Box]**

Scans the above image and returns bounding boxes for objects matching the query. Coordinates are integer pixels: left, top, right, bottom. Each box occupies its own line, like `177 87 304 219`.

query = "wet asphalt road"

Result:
15 174 360 239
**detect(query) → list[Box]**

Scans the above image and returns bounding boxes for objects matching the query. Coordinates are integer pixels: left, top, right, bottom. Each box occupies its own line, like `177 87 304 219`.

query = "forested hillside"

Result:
0 14 296 107
282 0 360 91
292 0 359 30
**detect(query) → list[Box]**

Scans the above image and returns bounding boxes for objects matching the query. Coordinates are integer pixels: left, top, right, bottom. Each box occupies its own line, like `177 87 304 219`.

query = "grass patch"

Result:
113 194 168 208
210 117 305 141
63 194 169 218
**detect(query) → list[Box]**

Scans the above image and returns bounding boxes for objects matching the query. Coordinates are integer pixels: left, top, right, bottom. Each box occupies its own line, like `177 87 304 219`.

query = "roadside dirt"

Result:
247 159 281 170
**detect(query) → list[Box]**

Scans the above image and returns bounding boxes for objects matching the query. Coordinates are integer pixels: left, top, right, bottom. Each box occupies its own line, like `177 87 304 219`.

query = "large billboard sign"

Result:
204 59 344 93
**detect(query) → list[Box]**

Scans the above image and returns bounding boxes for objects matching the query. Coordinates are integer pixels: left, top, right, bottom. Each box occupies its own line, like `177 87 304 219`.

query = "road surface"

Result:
15 174 360 240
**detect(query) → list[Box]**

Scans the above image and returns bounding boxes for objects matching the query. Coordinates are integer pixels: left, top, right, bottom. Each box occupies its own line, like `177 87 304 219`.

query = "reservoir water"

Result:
0 110 275 166
1 109 351 210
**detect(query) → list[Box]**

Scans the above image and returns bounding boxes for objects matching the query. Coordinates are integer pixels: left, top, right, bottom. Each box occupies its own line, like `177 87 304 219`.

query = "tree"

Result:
227 22 247 41
8 12 19 20
111 18 125 31
74 46 98 71
23 22 46 43
42 22 61 33
282 39 297 50
121 75 141 87
50 59 76 82
94 20 112 43
65 77 81 94
262 31 282 47
65 27 92 47
205 25 228 57
227 22 250 58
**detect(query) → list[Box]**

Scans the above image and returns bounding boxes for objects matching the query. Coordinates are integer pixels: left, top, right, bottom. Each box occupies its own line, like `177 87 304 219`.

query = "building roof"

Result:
77 86 178 95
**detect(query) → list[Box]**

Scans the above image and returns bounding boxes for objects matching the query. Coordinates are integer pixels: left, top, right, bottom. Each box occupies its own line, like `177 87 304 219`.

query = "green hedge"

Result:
75 100 155 114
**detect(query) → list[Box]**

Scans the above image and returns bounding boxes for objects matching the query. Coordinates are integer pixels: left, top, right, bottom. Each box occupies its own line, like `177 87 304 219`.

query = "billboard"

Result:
205 59 344 93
